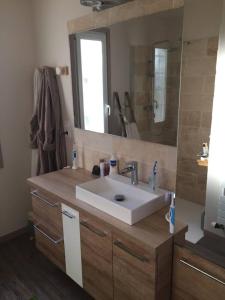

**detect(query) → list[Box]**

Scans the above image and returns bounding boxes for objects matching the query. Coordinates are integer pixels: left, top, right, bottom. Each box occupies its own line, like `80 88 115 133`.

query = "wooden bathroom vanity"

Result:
27 168 187 300
172 238 225 300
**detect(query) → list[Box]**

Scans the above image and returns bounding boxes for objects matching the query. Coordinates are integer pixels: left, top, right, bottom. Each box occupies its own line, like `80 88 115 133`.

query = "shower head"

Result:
80 0 133 11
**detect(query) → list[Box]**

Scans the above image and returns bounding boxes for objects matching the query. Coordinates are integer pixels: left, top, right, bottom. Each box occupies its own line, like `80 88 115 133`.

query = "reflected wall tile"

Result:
181 110 201 127
182 39 207 58
181 76 204 95
183 57 217 77
202 76 216 95
201 111 212 129
207 37 219 56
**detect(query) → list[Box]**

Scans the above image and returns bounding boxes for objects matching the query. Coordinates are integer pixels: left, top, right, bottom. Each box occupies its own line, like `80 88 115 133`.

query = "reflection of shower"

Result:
80 0 133 11
145 38 182 119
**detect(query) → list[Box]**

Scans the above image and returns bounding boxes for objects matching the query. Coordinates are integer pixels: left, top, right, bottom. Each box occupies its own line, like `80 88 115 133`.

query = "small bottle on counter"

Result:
109 154 118 175
104 162 110 176
202 143 209 157
99 159 105 177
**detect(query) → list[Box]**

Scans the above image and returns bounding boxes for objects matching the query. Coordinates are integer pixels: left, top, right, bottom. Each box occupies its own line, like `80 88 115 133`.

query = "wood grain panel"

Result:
80 211 113 300
172 245 225 300
35 224 65 272
32 189 65 272
32 191 63 236
113 233 155 300
27 169 187 251
155 240 173 300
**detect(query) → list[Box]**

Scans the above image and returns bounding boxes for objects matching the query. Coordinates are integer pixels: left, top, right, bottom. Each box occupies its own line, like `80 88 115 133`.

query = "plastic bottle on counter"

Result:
99 159 105 177
109 154 118 175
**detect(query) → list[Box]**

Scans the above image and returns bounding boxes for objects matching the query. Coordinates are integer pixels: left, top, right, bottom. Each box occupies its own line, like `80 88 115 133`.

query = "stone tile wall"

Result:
75 128 177 191
176 37 218 205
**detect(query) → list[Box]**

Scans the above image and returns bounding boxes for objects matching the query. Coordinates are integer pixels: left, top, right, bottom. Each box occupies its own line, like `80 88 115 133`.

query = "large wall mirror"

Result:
70 8 184 146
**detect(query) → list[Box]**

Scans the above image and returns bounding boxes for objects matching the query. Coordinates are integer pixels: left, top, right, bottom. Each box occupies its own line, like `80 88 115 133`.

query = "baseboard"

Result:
0 226 30 244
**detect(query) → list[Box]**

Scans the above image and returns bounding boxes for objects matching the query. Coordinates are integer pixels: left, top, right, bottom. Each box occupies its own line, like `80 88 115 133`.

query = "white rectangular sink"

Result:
76 174 169 225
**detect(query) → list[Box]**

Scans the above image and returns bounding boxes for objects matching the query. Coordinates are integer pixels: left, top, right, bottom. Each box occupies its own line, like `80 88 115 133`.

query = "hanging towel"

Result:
125 122 140 140
30 67 67 175
124 91 140 139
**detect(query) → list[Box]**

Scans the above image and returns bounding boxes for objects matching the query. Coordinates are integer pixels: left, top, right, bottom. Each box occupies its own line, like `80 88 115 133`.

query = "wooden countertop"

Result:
27 168 187 253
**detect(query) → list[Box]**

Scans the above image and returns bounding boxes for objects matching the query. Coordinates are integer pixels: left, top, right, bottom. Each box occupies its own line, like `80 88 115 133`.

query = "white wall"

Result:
31 0 91 156
0 0 90 237
0 0 35 236
110 24 130 100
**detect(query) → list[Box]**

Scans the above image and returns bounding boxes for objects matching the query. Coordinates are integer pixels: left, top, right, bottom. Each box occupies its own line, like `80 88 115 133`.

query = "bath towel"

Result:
30 67 67 175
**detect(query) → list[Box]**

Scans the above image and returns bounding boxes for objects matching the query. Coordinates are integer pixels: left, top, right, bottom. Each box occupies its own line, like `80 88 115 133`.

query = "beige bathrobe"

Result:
30 67 67 175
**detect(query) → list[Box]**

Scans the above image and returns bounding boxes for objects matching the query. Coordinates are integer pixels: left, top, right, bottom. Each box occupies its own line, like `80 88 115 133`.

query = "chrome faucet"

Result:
120 161 138 185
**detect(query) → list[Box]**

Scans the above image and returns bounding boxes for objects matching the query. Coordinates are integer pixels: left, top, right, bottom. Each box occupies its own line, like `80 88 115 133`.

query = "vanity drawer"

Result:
34 223 65 272
31 189 63 235
80 211 113 300
113 233 155 300
172 245 225 300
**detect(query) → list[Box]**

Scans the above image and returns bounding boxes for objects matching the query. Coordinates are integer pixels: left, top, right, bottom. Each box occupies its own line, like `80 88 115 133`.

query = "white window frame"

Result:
76 31 109 133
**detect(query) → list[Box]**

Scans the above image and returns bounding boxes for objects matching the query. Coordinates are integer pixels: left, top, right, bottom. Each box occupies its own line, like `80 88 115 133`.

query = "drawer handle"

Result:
33 224 63 245
80 220 107 237
31 190 59 207
114 240 149 263
179 259 225 286
62 210 75 219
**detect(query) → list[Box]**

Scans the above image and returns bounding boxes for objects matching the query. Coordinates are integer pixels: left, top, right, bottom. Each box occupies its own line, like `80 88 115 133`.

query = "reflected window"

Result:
76 32 108 133
153 48 168 123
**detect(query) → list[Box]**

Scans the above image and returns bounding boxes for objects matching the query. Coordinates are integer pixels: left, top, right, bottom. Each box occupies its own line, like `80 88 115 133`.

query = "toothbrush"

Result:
149 161 158 190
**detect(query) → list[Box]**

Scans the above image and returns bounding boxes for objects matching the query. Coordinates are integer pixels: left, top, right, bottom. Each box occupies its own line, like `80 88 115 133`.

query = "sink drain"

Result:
114 194 126 202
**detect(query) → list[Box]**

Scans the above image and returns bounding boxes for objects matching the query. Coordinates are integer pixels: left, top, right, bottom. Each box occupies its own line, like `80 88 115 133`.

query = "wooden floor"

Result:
0 233 92 300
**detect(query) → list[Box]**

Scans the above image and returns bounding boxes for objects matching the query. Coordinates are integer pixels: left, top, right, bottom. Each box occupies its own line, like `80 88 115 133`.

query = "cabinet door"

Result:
31 189 63 236
34 223 65 271
172 246 225 300
113 233 155 300
62 204 83 287
31 189 65 271
80 212 113 300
